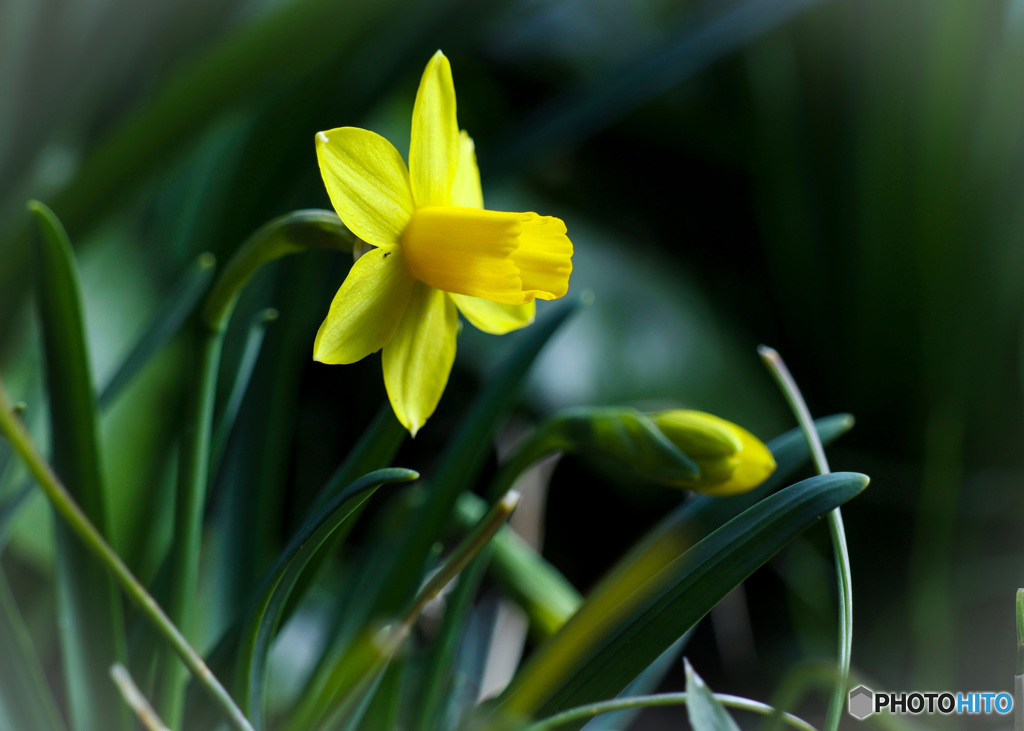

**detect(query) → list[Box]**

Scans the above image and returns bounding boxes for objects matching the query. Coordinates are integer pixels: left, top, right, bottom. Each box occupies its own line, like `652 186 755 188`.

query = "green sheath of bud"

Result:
542 407 775 497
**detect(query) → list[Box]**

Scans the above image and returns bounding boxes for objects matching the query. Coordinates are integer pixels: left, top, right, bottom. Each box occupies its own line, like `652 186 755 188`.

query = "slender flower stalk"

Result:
0 374 253 731
402 489 521 626
157 210 352 723
524 692 817 731
758 345 852 731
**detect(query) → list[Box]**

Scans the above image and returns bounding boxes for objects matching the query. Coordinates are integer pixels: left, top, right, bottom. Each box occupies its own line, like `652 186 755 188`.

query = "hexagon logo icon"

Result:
848 685 874 720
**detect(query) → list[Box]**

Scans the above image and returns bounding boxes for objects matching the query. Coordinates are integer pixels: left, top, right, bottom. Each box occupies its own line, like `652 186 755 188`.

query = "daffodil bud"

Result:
648 410 776 496
546 407 701 483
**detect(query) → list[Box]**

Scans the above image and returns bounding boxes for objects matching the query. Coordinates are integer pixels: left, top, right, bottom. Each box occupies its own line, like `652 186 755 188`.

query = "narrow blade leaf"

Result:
495 471 869 724
685 659 740 731
238 467 419 729
30 200 128 731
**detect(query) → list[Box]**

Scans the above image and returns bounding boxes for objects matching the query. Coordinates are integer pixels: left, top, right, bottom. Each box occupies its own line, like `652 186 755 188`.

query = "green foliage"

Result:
0 3 891 729
493 471 867 726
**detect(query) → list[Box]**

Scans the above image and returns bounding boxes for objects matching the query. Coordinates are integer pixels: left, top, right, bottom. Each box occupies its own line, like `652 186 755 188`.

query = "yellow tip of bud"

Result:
650 410 776 496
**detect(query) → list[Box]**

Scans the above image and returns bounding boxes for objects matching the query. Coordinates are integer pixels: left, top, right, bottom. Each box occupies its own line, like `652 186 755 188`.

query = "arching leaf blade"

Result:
238 467 419 729
494 471 869 726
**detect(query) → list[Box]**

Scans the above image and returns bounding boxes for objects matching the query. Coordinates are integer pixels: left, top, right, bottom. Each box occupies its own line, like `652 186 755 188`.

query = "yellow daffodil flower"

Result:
650 410 776 496
313 51 574 435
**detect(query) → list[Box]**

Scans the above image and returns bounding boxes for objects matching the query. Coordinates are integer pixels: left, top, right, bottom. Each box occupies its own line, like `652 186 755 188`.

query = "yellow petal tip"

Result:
316 130 329 144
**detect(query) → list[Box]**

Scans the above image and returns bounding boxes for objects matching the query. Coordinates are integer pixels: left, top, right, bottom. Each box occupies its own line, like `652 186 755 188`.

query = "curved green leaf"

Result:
182 406 406 730
158 207 353 724
29 200 129 731
493 471 869 725
239 467 419 729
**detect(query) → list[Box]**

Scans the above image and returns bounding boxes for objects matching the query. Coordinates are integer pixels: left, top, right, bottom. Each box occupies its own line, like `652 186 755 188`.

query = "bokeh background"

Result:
3 0 1024 727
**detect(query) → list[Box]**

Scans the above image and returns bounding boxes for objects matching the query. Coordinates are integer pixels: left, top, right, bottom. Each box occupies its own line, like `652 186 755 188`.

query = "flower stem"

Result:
0 375 253 731
402 489 521 627
758 345 852 731
158 328 222 724
524 692 816 731
156 209 353 723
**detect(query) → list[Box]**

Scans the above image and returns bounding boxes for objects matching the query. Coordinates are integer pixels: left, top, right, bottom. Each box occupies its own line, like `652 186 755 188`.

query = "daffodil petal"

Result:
450 294 534 335
313 246 415 364
382 283 458 436
451 130 483 209
316 127 415 246
410 51 460 207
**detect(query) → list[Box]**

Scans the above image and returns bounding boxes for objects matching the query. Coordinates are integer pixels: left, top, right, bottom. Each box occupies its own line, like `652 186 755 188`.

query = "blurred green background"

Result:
3 0 1024 727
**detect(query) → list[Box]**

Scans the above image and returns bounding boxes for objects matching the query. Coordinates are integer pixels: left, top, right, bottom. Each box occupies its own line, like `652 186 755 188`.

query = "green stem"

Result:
758 345 851 731
402 490 521 627
157 209 353 722
414 426 568 730
0 376 253 731
159 329 223 724
453 491 582 637
524 692 816 731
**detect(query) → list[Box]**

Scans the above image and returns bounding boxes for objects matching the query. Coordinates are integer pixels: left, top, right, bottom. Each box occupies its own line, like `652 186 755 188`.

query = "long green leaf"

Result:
493 471 869 725
581 634 689 731
181 406 405 730
309 491 521 731
0 569 67 731
685 659 740 731
29 200 129 731
158 208 352 725
239 467 419 729
1 256 218 553
211 307 277 468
